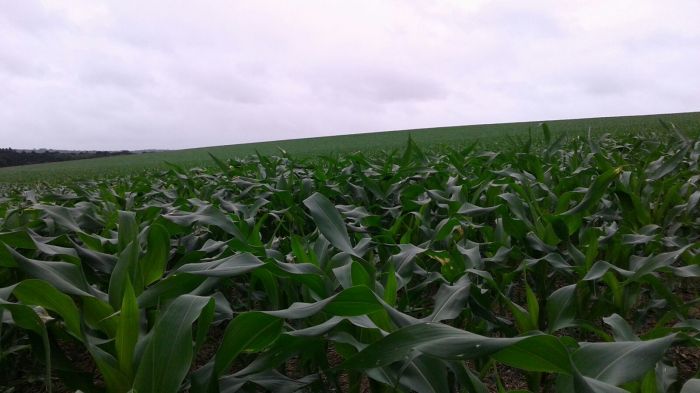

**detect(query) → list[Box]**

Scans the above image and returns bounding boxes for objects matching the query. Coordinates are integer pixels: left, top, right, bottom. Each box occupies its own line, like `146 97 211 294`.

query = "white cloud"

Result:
0 0 698 150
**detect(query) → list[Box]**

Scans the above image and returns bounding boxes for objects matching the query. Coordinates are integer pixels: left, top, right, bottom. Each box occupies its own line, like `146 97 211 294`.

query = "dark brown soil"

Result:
3 338 96 393
192 322 227 372
670 345 700 384
485 364 529 393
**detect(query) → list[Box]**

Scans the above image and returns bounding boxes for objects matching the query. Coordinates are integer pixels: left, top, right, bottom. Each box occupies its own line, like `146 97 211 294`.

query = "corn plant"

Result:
0 124 698 392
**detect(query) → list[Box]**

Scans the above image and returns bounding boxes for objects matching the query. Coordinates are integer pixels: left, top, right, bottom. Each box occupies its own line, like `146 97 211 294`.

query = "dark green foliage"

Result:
0 122 699 392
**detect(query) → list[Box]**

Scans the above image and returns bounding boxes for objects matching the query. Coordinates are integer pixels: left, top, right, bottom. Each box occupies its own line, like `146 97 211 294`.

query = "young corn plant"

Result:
0 124 698 392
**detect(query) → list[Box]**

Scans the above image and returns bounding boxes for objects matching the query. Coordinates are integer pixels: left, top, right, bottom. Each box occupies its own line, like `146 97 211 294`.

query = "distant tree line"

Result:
0 148 132 168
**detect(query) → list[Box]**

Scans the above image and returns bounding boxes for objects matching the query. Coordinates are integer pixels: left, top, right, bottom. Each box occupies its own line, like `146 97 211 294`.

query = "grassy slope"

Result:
2 111 699 183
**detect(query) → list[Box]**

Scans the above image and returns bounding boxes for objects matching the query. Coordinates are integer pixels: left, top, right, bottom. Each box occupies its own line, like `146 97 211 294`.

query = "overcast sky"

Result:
1 1 699 150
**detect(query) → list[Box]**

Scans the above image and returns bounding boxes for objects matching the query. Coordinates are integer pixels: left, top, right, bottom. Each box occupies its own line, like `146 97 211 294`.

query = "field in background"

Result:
2 111 699 183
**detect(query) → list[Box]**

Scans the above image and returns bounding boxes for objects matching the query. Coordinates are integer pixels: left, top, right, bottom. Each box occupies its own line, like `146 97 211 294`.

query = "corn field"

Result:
0 125 699 392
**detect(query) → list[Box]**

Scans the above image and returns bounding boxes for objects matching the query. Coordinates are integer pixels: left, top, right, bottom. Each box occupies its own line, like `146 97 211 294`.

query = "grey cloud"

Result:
473 5 565 38
0 52 48 78
308 66 448 104
78 58 154 89
0 2 63 33
625 30 700 52
0 1 699 150
175 66 269 104
583 77 635 97
574 69 642 97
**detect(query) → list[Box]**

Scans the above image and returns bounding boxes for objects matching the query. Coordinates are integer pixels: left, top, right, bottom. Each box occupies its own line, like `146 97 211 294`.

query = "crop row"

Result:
0 125 698 392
